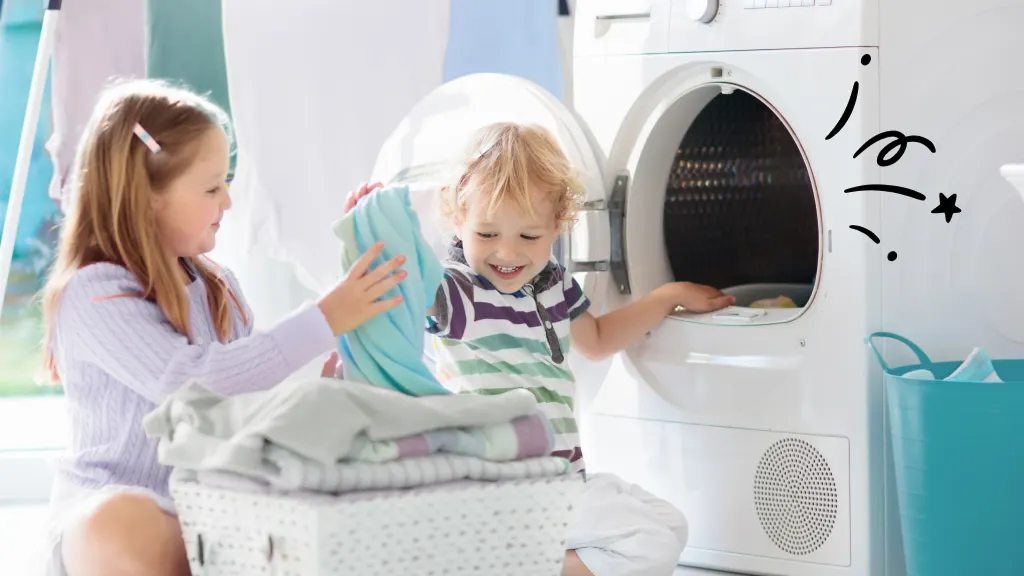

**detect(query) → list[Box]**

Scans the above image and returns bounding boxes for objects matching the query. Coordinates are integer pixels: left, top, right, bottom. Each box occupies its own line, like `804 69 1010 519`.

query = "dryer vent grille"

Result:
753 437 838 556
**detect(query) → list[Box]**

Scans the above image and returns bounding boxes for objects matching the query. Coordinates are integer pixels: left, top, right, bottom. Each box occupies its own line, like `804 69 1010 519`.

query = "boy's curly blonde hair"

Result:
439 122 586 230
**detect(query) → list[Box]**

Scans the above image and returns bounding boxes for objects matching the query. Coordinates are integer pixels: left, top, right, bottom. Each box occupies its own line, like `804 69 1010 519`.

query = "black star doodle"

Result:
930 192 961 223
825 52 959 261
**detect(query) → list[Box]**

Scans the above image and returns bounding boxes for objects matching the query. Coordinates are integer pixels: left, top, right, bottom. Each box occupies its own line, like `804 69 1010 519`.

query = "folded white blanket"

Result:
198 451 570 494
143 377 545 487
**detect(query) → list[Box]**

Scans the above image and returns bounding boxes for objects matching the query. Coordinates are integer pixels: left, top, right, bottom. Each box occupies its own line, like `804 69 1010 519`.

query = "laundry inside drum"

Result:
663 89 819 310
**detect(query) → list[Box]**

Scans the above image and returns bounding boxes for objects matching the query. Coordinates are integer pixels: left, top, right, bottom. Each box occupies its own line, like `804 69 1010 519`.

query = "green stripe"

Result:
470 386 575 410
440 333 548 355
438 333 572 357
447 359 573 381
548 417 579 435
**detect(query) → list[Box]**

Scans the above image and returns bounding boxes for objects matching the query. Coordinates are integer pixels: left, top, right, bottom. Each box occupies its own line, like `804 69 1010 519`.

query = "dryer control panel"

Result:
667 0 877 52
744 0 832 6
573 0 878 56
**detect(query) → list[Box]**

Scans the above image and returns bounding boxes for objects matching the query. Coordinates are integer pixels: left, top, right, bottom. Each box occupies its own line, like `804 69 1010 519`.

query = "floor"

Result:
1 503 51 576
0 503 741 575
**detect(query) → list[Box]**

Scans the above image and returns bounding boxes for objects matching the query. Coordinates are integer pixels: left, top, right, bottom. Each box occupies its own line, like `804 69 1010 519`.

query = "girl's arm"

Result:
570 282 734 361
57 264 336 404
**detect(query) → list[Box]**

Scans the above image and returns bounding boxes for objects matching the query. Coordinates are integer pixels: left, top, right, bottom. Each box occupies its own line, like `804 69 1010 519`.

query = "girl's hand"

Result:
344 181 383 213
320 351 343 379
658 281 735 314
318 241 407 336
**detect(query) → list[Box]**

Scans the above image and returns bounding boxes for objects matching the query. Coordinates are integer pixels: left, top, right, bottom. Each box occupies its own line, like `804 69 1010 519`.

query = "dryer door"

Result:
371 72 608 261
370 72 615 373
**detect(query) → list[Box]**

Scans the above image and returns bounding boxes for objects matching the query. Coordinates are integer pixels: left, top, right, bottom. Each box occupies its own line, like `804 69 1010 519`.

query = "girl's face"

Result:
153 128 231 260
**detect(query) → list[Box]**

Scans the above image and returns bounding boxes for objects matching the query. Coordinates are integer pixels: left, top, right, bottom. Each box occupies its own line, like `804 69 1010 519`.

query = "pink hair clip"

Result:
133 123 161 154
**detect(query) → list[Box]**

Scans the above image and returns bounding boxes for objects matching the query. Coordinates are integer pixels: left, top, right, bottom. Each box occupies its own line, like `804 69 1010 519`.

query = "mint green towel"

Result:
332 185 448 396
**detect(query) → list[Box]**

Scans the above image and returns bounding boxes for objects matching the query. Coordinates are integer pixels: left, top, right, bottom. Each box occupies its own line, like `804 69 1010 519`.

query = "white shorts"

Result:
567 473 689 576
37 480 177 576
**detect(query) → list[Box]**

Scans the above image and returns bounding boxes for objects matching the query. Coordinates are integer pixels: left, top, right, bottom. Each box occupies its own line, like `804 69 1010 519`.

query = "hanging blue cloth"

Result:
443 0 563 101
146 0 234 176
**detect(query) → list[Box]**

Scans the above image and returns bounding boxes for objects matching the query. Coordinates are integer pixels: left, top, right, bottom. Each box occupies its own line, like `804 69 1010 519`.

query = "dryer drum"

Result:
663 90 818 295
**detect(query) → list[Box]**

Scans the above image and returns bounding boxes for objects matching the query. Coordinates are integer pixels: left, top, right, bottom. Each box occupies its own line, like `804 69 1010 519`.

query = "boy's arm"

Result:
570 282 734 361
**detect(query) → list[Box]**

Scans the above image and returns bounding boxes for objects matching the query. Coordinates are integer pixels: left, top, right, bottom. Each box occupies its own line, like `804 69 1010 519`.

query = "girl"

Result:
39 79 406 576
345 122 735 575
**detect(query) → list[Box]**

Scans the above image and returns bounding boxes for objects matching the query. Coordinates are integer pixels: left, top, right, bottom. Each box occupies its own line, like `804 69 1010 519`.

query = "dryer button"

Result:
801 0 815 6
816 0 832 4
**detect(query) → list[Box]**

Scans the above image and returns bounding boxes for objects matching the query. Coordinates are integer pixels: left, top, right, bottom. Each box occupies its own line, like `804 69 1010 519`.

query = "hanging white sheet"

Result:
220 0 451 293
46 0 146 210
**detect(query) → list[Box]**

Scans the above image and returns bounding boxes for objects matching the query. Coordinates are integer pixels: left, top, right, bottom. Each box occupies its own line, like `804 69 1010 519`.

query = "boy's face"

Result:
456 186 560 294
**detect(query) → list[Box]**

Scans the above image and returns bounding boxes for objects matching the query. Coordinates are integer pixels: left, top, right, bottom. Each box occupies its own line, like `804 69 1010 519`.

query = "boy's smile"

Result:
457 185 560 293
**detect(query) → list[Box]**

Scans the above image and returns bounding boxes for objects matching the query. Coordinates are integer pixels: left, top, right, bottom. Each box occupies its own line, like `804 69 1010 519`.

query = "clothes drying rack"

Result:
0 0 60 330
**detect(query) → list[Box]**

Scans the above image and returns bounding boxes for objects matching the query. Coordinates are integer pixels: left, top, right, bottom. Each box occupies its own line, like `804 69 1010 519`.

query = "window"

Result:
0 0 66 503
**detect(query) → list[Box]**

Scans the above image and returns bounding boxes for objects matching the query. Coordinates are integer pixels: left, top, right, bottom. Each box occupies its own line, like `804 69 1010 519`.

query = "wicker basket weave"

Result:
170 473 584 576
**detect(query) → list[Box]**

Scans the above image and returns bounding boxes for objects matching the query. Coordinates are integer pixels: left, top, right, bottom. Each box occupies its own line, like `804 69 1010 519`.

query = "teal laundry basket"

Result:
867 332 1024 576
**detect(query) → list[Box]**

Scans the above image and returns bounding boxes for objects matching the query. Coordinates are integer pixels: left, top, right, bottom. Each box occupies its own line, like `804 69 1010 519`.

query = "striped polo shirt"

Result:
427 241 590 473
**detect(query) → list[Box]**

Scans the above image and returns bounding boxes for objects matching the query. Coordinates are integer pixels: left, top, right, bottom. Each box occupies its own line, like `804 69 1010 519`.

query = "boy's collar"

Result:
447 237 560 293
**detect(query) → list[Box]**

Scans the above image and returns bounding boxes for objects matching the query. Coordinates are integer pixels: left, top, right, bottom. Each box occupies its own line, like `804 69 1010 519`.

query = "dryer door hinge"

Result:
569 171 631 295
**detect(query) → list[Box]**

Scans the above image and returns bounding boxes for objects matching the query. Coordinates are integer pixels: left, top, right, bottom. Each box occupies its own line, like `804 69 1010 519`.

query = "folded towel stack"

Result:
144 377 570 496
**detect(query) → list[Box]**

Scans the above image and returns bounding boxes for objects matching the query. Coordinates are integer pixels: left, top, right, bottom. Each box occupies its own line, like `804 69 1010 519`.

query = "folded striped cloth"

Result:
347 411 555 463
260 449 571 493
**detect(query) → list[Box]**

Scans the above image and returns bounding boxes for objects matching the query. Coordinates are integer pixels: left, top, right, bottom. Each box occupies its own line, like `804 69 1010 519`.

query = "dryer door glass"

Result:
370 72 609 371
371 73 606 266
664 89 818 310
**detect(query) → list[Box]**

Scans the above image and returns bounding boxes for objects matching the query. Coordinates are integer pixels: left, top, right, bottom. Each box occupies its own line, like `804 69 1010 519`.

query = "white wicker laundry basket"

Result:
170 473 584 576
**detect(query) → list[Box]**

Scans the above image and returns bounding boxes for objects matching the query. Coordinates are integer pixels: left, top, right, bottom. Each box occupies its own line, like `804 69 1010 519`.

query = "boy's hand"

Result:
658 281 735 314
343 181 383 213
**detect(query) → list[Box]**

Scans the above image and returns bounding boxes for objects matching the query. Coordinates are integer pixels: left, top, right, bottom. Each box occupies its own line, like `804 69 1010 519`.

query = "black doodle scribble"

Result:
844 184 926 201
850 225 897 261
827 52 960 261
825 82 857 141
931 192 961 223
853 130 936 167
826 54 871 141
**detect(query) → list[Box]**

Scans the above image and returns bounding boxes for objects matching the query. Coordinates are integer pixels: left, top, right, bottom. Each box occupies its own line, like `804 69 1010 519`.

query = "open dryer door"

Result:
371 72 608 266
370 72 619 378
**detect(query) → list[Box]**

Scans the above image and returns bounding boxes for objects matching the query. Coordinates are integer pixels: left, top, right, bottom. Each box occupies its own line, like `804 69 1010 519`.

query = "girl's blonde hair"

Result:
41 78 240 382
439 122 585 229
